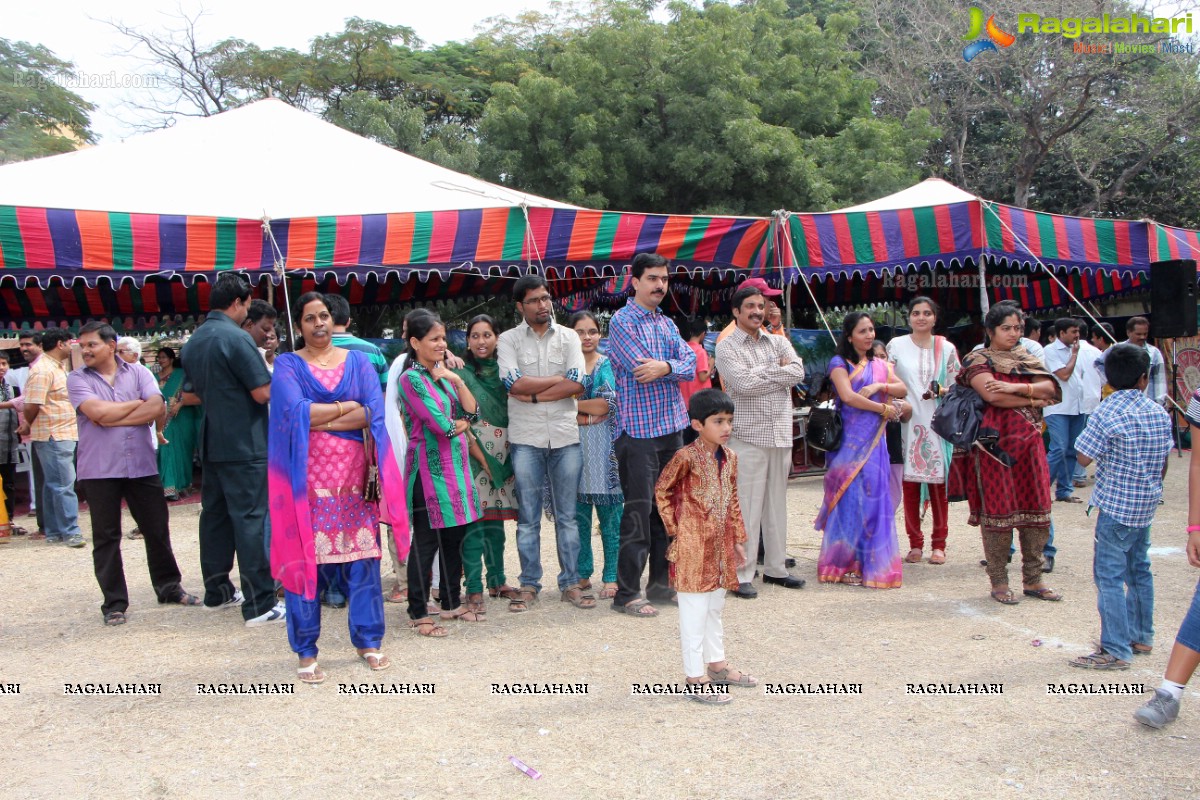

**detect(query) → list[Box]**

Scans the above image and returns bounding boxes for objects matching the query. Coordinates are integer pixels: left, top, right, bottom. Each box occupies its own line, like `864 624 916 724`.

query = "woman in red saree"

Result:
948 301 1063 605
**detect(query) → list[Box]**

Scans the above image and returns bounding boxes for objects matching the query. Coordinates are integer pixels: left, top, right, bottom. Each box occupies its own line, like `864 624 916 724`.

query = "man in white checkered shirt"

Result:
714 284 806 598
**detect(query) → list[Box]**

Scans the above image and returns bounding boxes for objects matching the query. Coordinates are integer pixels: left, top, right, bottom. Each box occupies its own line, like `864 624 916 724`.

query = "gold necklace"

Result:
309 347 334 367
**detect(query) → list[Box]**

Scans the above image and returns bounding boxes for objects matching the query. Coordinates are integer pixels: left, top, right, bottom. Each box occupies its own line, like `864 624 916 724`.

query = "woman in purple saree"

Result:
815 312 906 588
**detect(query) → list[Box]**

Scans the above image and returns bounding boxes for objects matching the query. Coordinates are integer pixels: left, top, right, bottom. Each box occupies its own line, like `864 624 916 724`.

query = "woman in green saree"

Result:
156 347 202 500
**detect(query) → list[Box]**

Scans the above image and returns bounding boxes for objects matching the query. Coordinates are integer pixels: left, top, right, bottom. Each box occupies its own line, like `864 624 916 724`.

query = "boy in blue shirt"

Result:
1069 344 1173 670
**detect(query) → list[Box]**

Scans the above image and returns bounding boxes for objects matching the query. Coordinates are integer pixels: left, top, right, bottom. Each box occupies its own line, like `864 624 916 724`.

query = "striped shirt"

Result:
24 354 77 442
1075 390 1173 527
331 333 388 390
608 298 696 439
398 362 481 530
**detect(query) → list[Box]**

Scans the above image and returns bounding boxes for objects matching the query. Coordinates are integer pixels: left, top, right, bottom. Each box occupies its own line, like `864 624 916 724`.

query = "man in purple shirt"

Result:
67 322 200 626
607 253 696 617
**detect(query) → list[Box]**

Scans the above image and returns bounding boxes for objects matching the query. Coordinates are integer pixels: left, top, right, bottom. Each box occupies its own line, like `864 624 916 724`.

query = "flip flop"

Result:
359 651 392 671
297 662 326 684
990 590 1020 605
612 598 658 617
1023 587 1063 601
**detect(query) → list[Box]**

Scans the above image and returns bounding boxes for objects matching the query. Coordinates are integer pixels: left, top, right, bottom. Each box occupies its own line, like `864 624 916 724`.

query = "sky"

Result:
5 0 562 142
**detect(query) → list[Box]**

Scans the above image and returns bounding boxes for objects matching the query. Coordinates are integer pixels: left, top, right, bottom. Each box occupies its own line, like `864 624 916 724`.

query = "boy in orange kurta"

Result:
655 389 757 705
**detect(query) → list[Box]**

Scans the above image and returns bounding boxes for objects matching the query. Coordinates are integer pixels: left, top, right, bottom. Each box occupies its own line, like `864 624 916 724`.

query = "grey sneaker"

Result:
64 535 86 548
245 601 287 628
204 589 244 611
1134 689 1180 729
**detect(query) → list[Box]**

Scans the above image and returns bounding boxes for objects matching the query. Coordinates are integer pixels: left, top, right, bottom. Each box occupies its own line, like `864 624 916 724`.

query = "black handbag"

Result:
930 384 985 448
362 409 381 503
806 401 843 452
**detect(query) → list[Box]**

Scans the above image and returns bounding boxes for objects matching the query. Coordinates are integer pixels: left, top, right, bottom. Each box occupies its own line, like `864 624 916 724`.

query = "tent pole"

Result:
978 256 990 315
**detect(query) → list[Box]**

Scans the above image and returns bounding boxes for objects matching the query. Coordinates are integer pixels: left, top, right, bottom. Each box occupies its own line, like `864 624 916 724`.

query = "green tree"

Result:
853 0 1200 220
478 0 936 214
0 38 94 163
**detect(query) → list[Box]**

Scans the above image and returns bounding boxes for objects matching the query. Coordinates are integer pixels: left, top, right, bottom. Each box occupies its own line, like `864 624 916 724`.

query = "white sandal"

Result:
359 651 391 671
297 661 326 684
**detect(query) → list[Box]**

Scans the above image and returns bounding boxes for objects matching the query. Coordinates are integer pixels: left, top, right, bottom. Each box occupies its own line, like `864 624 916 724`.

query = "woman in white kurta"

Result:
886 296 960 565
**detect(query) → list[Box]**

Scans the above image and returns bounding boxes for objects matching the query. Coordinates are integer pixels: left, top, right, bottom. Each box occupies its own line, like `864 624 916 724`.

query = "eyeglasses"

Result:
521 295 554 306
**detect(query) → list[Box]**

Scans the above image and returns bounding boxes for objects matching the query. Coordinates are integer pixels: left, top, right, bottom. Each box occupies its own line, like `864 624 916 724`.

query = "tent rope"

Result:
518 202 548 274
980 201 1117 345
776 210 838 346
262 217 296 347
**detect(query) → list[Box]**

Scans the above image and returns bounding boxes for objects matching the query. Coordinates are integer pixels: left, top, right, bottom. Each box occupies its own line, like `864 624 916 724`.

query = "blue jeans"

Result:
1046 413 1087 500
1176 577 1200 653
510 443 582 592
32 439 81 540
1093 510 1154 662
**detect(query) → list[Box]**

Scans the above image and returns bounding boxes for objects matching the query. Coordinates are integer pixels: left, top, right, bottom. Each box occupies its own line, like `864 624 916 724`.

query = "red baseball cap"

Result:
738 277 782 296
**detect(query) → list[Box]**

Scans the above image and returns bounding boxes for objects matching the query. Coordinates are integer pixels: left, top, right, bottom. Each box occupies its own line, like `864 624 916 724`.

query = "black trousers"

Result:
613 431 682 607
31 444 44 531
198 458 275 620
0 461 15 519
81 475 184 617
406 500 466 621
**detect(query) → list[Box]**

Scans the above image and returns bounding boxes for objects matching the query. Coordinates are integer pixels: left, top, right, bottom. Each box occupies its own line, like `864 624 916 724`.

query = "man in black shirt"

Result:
181 274 283 627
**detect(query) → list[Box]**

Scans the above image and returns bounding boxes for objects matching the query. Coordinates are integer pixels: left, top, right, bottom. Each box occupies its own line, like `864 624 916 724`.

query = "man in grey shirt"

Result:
496 275 591 610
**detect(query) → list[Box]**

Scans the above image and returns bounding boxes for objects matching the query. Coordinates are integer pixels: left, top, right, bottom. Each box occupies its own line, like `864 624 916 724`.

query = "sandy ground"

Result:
2 458 1198 800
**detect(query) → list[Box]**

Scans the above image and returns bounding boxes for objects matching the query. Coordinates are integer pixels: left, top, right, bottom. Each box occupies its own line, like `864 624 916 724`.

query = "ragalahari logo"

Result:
962 7 1016 61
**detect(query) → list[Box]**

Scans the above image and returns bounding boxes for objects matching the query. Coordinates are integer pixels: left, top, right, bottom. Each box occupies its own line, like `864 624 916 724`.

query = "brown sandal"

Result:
409 617 449 637
561 584 597 609
904 548 923 563
383 585 407 604
599 582 618 599
508 585 537 613
929 549 946 565
489 584 522 601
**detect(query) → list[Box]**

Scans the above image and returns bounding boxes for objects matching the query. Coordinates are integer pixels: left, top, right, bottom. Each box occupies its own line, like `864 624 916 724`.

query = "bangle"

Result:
1187 526 1200 533
1026 384 1033 398
325 421 332 430
532 393 539 404
335 401 344 417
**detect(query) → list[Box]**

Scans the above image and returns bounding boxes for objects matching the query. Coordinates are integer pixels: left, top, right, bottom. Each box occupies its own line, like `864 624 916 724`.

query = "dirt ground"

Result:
2 456 1198 800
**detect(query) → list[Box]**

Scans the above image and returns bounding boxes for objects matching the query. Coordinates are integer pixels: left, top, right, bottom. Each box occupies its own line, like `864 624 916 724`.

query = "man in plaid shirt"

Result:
1069 343 1173 671
715 285 806 598
607 253 696 617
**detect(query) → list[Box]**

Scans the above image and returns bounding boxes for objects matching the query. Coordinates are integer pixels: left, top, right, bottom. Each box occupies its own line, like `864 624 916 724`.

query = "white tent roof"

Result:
0 98 573 219
838 177 979 212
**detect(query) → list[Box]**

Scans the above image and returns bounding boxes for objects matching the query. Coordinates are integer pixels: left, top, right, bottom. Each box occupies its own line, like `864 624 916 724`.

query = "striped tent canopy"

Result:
982 204 1150 277
0 207 274 288
1150 223 1200 263
778 179 1158 281
270 206 770 282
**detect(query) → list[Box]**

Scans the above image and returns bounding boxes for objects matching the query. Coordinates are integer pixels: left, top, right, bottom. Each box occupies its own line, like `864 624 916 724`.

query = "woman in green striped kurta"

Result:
397 310 482 636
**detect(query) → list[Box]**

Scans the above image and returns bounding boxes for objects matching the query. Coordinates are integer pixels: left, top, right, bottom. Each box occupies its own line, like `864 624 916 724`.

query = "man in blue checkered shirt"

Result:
1069 343 1174 671
607 253 696 617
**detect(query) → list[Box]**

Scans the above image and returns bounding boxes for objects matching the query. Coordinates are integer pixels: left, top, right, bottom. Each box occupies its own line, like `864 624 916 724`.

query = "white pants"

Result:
729 437 791 583
678 589 726 678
